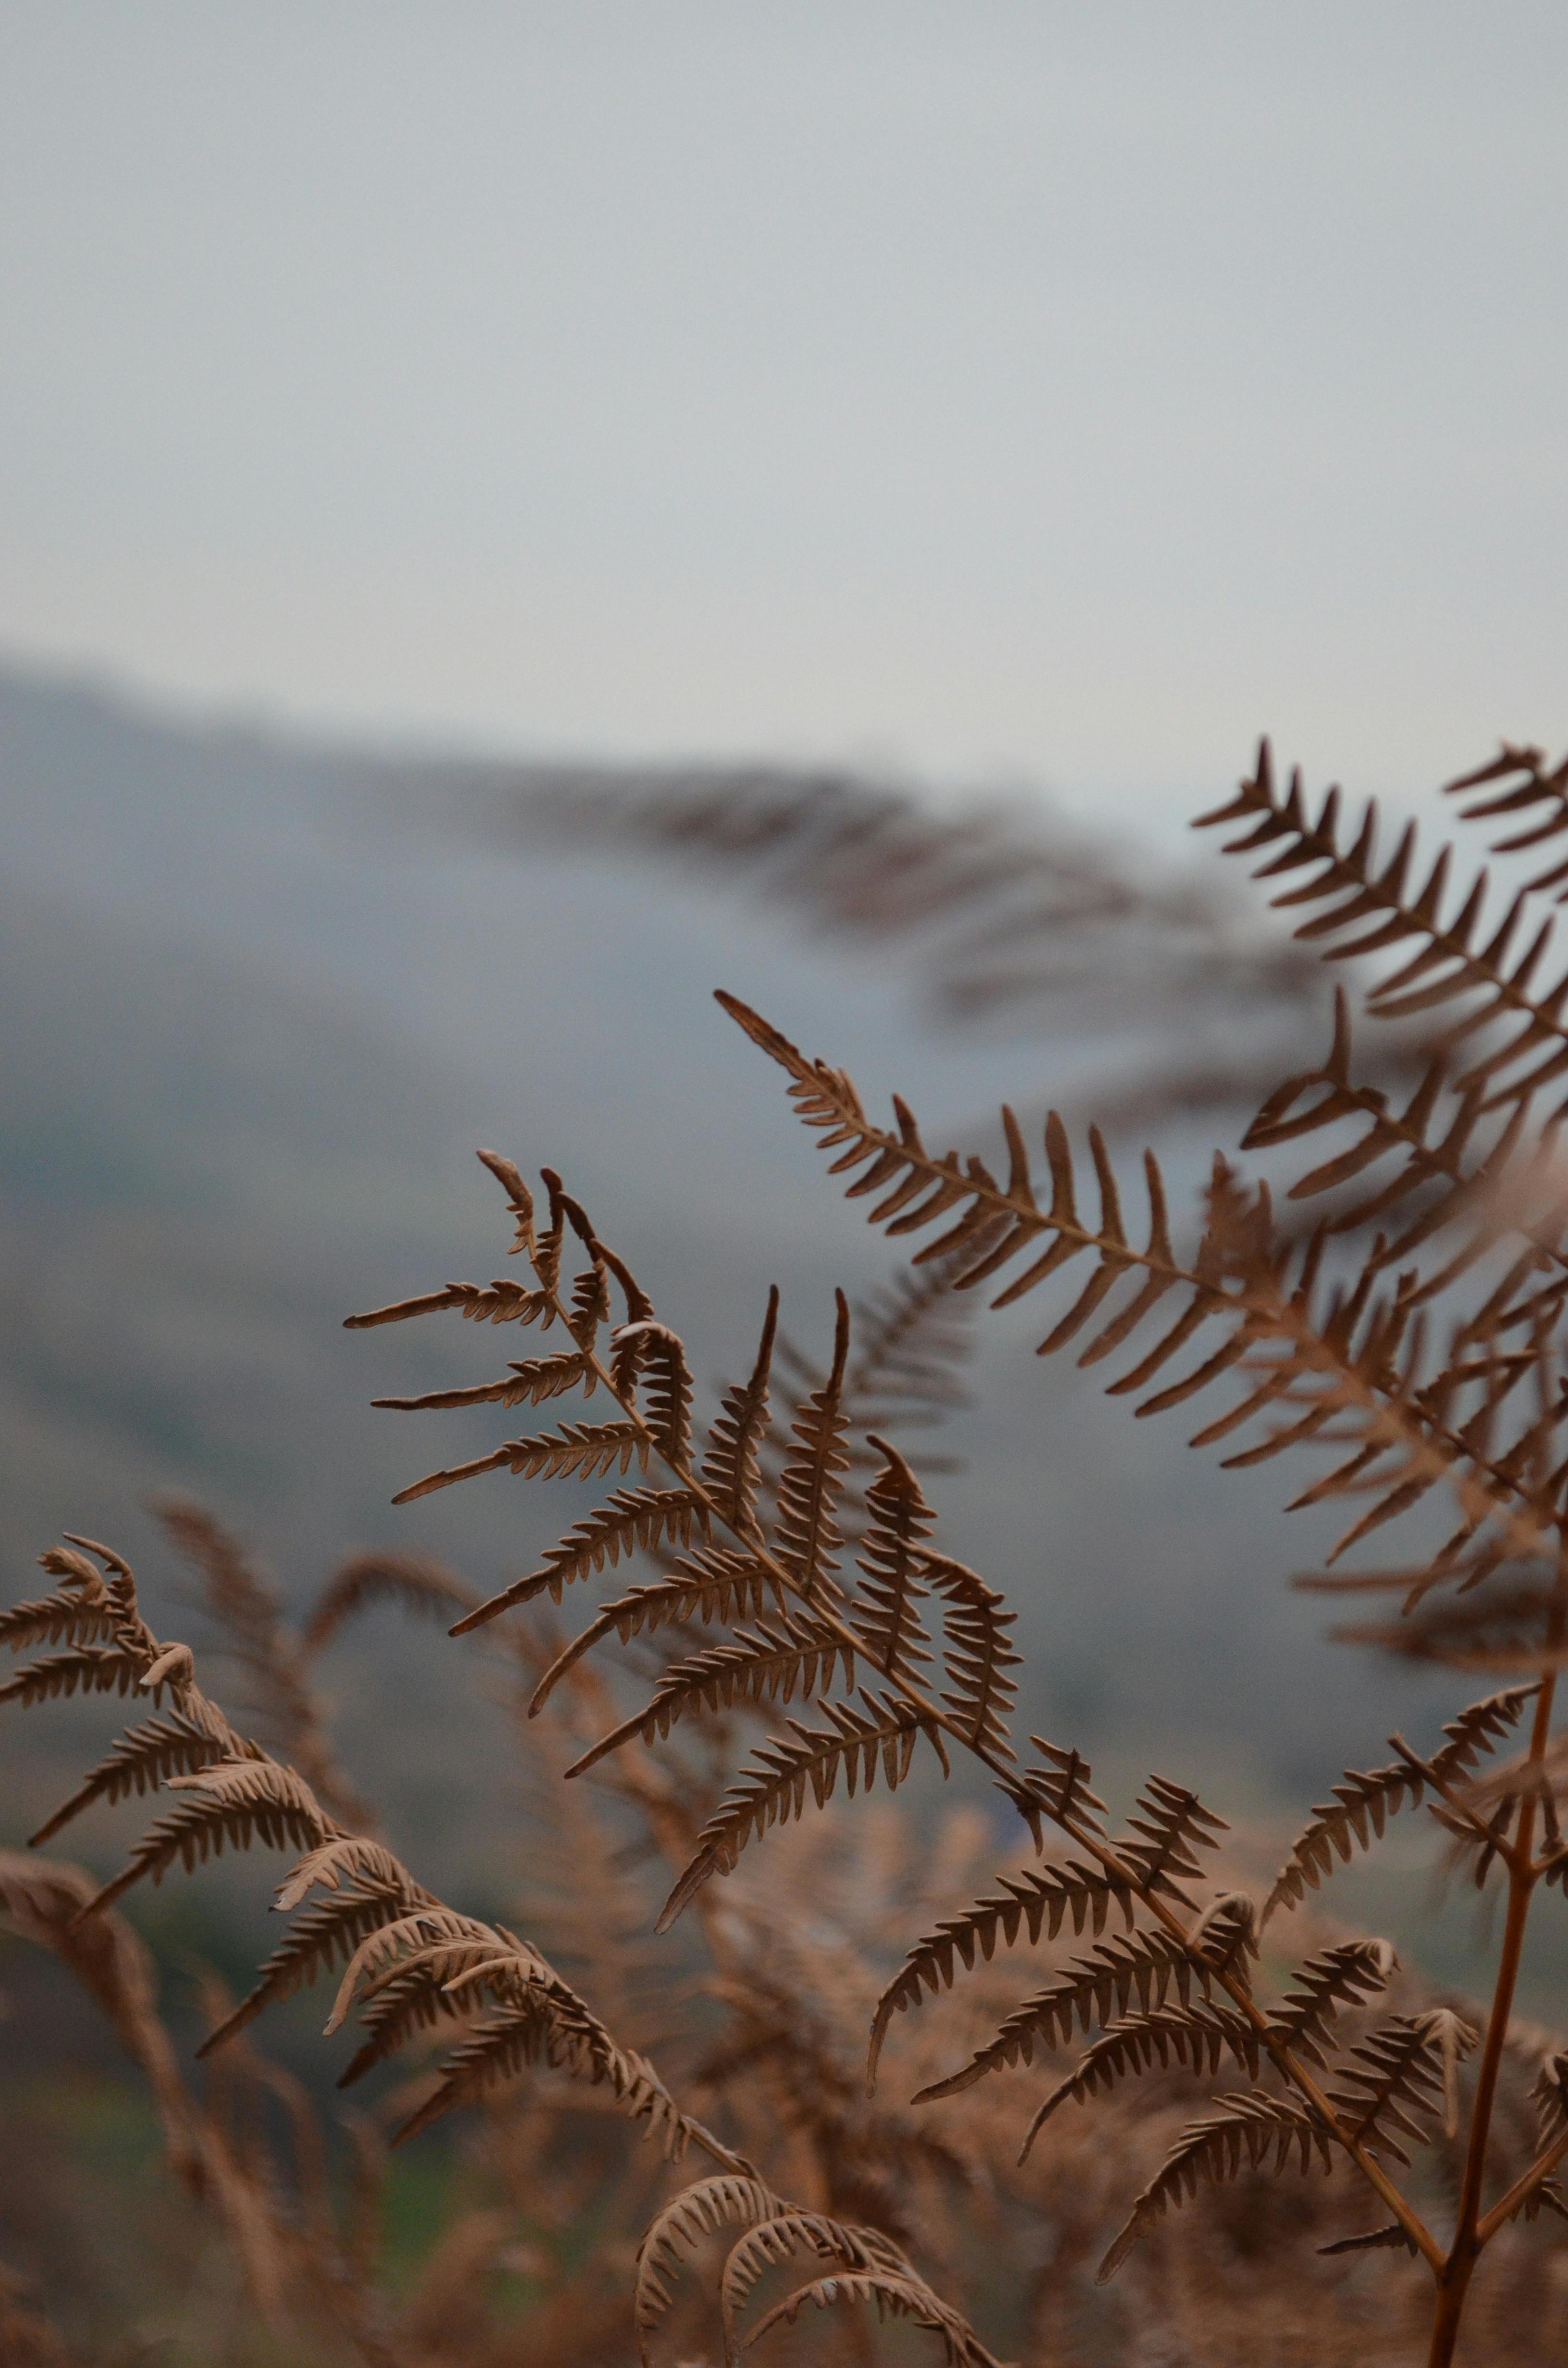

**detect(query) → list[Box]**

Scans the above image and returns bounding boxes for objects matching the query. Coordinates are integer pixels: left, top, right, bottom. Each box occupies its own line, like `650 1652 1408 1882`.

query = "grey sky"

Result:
1 4 1564 825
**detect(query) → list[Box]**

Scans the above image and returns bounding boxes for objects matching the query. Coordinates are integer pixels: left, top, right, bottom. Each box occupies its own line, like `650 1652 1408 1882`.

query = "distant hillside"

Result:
0 661 1473 1883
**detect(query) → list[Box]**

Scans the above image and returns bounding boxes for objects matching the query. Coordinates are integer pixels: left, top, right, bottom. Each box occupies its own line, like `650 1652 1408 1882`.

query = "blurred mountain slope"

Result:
0 661 1468 1860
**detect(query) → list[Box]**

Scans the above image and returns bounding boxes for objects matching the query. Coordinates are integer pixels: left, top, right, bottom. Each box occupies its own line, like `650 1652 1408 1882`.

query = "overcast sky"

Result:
1 4 1565 825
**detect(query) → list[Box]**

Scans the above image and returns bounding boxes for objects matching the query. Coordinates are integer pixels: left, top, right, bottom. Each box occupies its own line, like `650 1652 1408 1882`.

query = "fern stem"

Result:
1427 1663 1559 2365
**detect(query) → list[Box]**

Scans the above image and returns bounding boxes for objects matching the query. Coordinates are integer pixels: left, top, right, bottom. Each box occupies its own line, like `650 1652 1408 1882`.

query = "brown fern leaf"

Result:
0 1646 155 1711
1447 741 1568 900
527 1549 779 1716
1262 1684 1538 1920
472 1145 537 1254
391 1418 648 1505
1005 1736 1110 1849
1263 1937 1399 2069
272 1832 414 1911
1240 989 1532 1267
867 1857 1140 2090
302 1552 480 1652
635 2175 784 2356
1531 2049 1568 2147
1245 1002 1568 1306
1020 2000 1263 2157
36 1543 114 1593
718 2209 909 2348
922 1552 1020 1759
0 1589 117 1653
914 1928 1206 2102
394 1990 693 2156
374 1347 595 1413
80 1757 331 1920
717 992 1264 1404
1318 2221 1421 2257
771 1289 853 1603
850 1438 934 1684
344 1276 551 1331
1098 2091 1333 2282
1326 2008 1479 2166
728 992 1519 1567
335 1958 467 2089
325 1905 497 2030
1115 1773 1230 1906
742 2265 1002 2367
701 1287 780 1531
1189 1890 1260 1983
564 1611 856 1776
197 1876 416 2058
1199 739 1568 1115
843 1255 982 1431
28 1703 231 1846
657 1690 945 1931
451 1485 706 1632
611 1321 694 1467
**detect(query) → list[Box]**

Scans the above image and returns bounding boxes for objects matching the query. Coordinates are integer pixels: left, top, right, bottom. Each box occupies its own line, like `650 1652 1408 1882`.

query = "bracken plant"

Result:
9 736 1568 2366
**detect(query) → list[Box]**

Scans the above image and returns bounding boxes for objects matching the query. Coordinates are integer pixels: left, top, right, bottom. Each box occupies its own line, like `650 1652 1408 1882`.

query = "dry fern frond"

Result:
772 1288 853 1605
0 1586 117 1653
0 1850 201 2190
867 1856 1140 2090
1332 1579 1568 1674
1263 1685 1539 1920
1199 740 1568 1117
719 992 1568 1579
843 1257 980 1432
1118 1773 1231 1904
564 1610 856 1775
1020 1999 1264 2157
1098 2091 1334 2282
198 1877 418 2058
1240 989 1568 1295
1006 1736 1110 1849
375 1344 596 1412
28 1702 230 1846
392 1416 649 1504
344 1275 552 1330
741 2264 1002 2366
635 2175 784 2356
916 1928 1207 2102
527 1548 779 1717
1447 740 1568 898
391 2001 690 2155
922 1552 1020 1759
701 1285 780 1531
453 1484 706 1631
82 1755 331 1918
658 1691 946 1932
849 1438 936 1685
612 1320 695 1466
301 1549 480 1651
1263 1937 1400 2068
718 2207 909 2347
434 746 1313 1048
1325 2008 1480 2165
0 1645 156 1710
